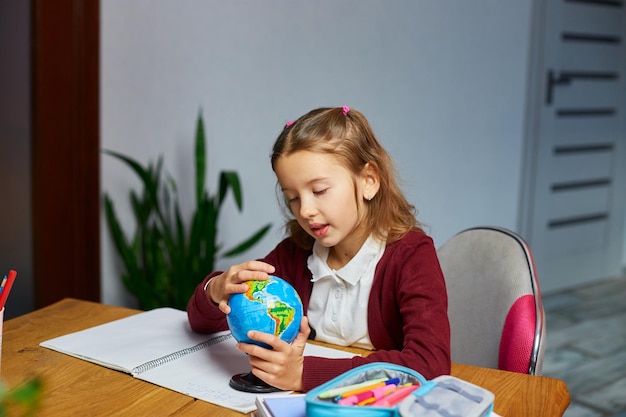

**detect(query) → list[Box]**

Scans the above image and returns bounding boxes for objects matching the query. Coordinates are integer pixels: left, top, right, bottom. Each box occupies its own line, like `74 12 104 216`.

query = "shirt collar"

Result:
308 235 385 286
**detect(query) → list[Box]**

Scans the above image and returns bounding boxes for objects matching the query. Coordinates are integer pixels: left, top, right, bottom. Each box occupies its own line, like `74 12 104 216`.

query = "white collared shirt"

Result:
306 235 386 350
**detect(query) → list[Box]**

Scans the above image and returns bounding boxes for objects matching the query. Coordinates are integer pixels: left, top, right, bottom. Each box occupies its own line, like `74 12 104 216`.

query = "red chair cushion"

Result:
499 294 536 373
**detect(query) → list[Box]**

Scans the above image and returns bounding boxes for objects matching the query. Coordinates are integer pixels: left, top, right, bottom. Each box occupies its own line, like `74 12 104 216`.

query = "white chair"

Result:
437 226 545 375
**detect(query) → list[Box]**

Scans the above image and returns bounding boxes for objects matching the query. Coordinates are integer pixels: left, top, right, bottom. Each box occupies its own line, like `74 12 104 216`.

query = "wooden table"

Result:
2 298 570 416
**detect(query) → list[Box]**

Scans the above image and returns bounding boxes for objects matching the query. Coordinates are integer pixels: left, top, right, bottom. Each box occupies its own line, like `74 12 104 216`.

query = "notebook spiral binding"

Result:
131 333 234 376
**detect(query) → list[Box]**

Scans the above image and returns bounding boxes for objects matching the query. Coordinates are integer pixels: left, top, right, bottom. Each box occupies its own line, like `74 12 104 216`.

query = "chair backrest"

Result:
437 226 545 375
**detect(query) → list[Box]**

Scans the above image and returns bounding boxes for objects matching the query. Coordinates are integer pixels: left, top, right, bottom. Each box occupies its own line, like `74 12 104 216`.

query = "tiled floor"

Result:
541 275 626 417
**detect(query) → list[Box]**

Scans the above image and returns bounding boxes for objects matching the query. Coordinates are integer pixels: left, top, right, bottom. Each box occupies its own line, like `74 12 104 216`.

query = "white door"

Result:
521 0 626 293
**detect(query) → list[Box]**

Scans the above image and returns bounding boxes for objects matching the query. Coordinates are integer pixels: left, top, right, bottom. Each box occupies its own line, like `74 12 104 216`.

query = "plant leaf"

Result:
219 171 242 210
103 149 160 209
222 223 272 258
103 195 141 279
195 113 206 207
1 377 43 416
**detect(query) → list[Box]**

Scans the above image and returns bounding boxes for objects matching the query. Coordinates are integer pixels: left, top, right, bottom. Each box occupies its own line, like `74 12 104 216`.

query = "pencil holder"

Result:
305 362 427 417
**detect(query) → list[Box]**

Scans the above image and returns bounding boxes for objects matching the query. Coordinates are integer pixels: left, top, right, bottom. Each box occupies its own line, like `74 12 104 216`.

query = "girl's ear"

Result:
361 162 381 201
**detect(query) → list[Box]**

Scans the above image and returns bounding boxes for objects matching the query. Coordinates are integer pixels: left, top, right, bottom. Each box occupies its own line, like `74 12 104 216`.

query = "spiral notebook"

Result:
39 307 355 414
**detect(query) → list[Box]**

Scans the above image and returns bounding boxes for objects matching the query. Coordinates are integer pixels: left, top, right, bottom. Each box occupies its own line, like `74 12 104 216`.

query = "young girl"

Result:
187 106 451 392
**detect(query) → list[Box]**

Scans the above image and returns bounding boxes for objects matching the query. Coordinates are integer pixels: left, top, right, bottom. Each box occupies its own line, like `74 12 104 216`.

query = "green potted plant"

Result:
0 377 43 417
104 112 271 310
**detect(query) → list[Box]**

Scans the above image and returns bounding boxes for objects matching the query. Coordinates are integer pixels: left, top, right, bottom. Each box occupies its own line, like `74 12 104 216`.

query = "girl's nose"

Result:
299 197 317 218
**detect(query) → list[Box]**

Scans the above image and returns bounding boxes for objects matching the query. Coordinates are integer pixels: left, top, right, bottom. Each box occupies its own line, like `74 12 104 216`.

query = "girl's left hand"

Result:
236 317 311 391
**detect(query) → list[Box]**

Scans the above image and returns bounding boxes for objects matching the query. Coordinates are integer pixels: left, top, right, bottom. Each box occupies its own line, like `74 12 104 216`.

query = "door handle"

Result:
545 70 572 105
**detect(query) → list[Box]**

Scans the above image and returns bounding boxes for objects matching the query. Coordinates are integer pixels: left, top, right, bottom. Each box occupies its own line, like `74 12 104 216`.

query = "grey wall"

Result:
0 0 33 319
100 0 535 307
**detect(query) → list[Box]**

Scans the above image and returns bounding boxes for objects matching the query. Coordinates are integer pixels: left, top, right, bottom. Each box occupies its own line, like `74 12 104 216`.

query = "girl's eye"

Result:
287 196 299 203
313 189 328 196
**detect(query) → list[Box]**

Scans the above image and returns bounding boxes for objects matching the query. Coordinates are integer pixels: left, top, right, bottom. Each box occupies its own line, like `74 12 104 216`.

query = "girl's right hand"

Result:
205 261 275 314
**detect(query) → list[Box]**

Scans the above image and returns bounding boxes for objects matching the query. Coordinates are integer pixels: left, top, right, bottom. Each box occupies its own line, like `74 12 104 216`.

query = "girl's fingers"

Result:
291 317 310 352
228 261 275 279
240 331 285 355
218 301 231 314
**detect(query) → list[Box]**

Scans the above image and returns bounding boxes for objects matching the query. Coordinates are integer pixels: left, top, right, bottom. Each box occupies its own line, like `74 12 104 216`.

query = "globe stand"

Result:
229 372 282 393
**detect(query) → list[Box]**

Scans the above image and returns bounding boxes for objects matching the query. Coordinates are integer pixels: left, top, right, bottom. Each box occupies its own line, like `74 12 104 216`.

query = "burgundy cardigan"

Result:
187 230 451 392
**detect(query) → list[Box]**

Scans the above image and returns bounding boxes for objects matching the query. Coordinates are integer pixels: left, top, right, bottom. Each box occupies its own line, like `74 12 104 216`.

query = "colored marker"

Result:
370 383 419 407
0 275 7 294
338 384 397 406
358 396 378 406
0 269 17 309
318 378 388 399
336 377 400 400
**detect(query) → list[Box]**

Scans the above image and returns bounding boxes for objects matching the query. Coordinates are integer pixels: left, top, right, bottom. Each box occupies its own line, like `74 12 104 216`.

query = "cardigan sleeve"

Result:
186 271 229 333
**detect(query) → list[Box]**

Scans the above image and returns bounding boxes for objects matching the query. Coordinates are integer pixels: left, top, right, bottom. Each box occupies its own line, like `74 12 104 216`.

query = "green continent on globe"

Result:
267 301 296 336
244 280 271 302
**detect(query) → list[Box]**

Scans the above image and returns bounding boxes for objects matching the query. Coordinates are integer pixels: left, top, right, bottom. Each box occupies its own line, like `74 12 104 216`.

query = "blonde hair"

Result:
271 107 421 249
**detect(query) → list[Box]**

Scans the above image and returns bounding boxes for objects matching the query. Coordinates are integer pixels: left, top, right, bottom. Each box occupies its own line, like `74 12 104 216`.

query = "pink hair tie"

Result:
285 121 294 128
342 106 350 116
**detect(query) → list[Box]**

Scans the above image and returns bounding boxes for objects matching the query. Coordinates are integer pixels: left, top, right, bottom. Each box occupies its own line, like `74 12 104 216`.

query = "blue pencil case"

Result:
305 362 427 417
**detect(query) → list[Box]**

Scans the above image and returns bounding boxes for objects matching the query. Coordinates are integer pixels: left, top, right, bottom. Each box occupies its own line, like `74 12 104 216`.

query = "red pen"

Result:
0 269 17 309
370 384 419 407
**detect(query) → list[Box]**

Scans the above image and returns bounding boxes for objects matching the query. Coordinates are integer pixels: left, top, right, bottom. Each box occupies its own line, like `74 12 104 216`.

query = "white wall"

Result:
101 0 534 307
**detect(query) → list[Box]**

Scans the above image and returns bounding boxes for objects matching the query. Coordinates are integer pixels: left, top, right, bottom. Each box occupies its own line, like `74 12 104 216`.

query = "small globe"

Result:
227 276 303 348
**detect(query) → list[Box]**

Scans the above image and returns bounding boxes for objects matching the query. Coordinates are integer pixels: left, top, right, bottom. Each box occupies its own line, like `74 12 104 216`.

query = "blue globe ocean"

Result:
227 276 303 348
